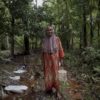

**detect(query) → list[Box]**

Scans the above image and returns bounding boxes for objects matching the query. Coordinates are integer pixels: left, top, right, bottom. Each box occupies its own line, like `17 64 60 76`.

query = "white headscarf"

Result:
42 34 58 53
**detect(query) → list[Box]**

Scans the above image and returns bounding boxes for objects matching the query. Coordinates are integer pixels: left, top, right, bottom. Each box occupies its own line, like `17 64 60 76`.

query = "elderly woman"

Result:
42 25 64 97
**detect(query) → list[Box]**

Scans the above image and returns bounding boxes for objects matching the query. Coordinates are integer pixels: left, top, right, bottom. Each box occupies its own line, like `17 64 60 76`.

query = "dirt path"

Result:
0 54 84 100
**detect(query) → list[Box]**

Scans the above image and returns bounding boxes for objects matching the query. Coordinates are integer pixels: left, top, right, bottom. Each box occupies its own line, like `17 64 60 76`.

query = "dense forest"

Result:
0 0 100 100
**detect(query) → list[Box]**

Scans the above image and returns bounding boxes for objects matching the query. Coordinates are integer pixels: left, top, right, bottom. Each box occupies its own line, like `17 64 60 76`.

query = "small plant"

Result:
59 80 70 99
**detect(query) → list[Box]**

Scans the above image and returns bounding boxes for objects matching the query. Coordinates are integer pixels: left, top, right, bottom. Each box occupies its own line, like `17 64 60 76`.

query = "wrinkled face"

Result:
46 26 54 37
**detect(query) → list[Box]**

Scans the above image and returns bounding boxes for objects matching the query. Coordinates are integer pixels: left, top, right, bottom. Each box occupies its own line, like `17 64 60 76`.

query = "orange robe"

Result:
42 37 64 91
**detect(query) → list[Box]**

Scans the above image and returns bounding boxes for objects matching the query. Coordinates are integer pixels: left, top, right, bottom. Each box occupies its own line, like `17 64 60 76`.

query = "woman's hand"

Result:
59 59 63 67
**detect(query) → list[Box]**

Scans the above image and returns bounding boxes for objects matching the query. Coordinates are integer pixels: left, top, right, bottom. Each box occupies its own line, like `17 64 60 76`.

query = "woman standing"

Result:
42 25 64 98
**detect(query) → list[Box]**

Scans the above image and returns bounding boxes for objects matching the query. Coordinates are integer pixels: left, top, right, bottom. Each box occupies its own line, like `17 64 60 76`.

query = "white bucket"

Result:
58 69 67 81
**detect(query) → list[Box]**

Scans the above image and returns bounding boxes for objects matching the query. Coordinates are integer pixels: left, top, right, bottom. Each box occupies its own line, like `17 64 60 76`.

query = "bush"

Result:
81 47 100 75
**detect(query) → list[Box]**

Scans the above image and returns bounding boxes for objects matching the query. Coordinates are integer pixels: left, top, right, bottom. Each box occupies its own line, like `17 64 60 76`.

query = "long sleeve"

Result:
57 37 64 58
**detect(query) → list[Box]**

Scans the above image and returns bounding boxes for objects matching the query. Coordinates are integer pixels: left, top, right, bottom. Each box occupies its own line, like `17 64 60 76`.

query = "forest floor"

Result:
0 53 86 100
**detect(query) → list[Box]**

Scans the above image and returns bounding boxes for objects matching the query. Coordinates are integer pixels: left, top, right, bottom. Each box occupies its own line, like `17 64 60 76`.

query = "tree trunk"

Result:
66 40 70 49
80 30 83 49
31 38 34 51
98 23 100 48
90 8 93 45
71 35 74 49
24 33 30 55
1 37 6 50
10 16 15 57
82 5 87 47
35 36 38 50
98 0 100 48
6 35 10 49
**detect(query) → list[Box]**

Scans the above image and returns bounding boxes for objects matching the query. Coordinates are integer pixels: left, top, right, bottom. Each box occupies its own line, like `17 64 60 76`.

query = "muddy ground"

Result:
0 54 84 100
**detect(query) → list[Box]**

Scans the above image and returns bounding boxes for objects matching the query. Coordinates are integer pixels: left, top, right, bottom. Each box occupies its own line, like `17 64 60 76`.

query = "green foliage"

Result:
64 48 100 99
64 47 100 79
93 66 100 73
15 35 24 51
0 0 10 35
59 81 70 99
81 47 97 63
81 47 100 73
0 0 99 99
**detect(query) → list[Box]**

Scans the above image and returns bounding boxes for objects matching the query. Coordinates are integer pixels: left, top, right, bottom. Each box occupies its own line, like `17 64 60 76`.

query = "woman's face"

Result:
46 26 54 37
